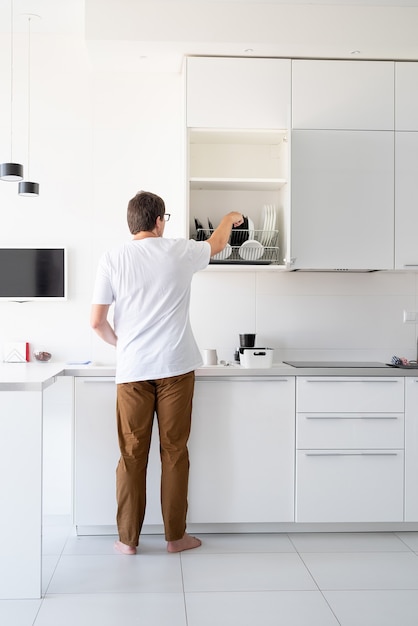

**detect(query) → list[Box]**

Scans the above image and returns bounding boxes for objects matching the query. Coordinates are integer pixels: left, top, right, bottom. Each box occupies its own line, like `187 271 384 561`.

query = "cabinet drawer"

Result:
296 377 404 413
297 413 404 449
296 450 404 522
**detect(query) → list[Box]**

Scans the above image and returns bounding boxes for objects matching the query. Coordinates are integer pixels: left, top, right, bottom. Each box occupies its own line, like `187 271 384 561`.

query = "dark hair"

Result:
127 190 165 234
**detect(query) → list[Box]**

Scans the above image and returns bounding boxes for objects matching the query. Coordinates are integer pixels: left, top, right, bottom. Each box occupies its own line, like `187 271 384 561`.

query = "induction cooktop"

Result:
283 361 390 368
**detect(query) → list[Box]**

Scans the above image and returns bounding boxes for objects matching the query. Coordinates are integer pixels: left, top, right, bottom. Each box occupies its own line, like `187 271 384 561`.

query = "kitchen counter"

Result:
1 359 418 599
0 361 417 391
61 362 418 378
0 361 65 390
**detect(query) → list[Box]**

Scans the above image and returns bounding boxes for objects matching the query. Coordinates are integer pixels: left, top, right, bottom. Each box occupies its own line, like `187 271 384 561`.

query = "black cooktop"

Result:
283 361 390 368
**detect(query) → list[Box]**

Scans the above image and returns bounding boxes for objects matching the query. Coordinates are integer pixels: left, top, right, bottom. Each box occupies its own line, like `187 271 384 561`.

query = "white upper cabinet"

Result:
292 60 394 130
186 57 291 129
395 62 418 130
394 62 418 268
395 132 418 269
290 130 394 270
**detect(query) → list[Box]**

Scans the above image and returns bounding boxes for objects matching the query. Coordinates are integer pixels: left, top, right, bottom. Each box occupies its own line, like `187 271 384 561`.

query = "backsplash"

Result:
190 270 418 365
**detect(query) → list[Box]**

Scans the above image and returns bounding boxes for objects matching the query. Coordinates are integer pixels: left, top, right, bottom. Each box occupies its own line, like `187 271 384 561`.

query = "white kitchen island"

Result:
0 362 64 599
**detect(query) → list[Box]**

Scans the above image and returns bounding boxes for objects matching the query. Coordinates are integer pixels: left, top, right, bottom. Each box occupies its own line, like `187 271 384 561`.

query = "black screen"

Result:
0 248 65 298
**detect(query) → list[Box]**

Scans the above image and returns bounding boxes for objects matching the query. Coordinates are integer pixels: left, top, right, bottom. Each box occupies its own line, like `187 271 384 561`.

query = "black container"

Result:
239 333 256 348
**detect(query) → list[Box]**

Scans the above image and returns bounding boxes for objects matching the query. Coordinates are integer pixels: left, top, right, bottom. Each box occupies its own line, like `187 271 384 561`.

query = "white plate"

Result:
247 217 255 239
266 205 277 246
211 242 232 261
239 239 264 261
260 206 270 246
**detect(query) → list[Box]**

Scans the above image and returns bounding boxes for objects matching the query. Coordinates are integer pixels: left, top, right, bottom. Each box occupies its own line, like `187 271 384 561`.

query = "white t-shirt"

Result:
92 237 211 383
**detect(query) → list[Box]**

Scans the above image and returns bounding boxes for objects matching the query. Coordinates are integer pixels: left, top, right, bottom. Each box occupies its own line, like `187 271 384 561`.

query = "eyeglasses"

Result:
162 213 171 222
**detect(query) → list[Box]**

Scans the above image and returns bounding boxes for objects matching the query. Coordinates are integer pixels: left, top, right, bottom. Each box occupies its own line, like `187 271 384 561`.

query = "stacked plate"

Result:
260 204 277 246
239 240 264 261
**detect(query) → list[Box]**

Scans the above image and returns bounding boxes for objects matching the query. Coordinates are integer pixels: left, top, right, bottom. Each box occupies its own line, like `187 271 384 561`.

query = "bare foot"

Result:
167 533 202 553
114 540 136 555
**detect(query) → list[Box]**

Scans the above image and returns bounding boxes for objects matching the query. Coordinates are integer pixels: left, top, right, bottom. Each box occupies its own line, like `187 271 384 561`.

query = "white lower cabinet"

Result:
405 378 418 521
296 450 404 523
74 375 295 531
188 377 295 524
74 374 408 530
74 377 162 530
295 377 405 523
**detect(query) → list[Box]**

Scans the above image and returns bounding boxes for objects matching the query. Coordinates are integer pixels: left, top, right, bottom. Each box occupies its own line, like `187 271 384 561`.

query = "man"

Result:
90 190 243 554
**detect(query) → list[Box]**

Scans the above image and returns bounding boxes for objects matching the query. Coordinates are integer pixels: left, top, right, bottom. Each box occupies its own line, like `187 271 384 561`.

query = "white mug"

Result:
202 349 218 366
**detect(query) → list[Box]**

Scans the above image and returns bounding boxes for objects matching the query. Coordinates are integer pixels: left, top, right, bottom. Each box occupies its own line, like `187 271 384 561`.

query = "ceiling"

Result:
2 0 418 72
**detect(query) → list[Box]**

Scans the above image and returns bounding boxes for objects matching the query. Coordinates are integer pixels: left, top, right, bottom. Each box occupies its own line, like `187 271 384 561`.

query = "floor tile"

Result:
181 552 317 592
289 532 410 553
42 525 73 556
0 599 42 626
185 590 340 626
301 551 418 590
190 533 296 554
42 555 60 595
47 554 183 594
396 531 418 552
34 593 187 626
324 590 418 626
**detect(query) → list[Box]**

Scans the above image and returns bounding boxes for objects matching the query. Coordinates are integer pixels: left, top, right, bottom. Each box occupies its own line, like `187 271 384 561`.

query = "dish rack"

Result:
195 229 280 265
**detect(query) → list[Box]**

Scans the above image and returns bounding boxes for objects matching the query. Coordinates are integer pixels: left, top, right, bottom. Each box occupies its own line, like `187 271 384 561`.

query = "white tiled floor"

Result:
2 521 418 625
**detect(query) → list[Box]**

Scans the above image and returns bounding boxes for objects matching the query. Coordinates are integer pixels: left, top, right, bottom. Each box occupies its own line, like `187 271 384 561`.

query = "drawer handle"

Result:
304 415 398 420
81 378 115 383
304 379 399 383
200 377 290 382
305 452 399 457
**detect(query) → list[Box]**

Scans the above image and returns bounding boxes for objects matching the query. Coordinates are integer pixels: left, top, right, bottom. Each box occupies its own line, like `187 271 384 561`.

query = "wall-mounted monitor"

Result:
0 248 67 301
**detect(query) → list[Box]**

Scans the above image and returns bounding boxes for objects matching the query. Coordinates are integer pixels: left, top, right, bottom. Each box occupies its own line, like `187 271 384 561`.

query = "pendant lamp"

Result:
18 14 40 197
18 181 39 196
0 163 23 181
0 0 24 182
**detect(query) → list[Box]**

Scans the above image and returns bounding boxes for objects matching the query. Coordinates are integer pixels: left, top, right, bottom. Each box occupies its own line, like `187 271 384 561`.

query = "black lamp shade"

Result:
18 181 39 196
0 162 24 181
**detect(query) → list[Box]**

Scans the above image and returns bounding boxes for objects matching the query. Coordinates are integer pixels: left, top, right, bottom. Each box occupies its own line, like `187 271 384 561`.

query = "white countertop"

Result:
2 361 418 390
0 362 66 391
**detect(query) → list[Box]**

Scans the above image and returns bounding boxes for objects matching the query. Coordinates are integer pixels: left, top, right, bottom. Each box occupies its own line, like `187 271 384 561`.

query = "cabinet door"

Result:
188 377 295 523
395 62 418 131
405 378 418 521
292 60 394 130
395 132 418 269
296 450 404 522
290 130 394 270
74 378 162 529
186 57 291 129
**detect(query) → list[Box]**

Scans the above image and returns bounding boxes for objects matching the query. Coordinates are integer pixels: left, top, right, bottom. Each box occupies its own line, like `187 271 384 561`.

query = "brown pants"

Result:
115 371 195 546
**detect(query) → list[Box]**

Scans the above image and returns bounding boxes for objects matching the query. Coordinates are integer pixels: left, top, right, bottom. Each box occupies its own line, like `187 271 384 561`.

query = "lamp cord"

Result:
27 16 32 178
10 0 14 162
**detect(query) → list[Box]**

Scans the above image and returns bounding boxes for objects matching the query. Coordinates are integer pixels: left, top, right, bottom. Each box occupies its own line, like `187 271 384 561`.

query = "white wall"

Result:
1 25 418 514
1 10 417 368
